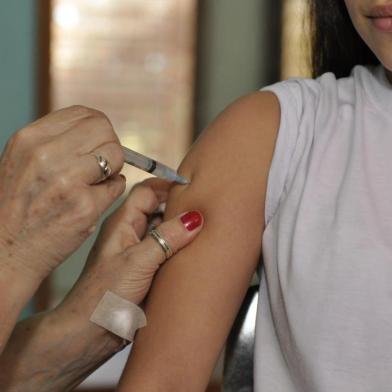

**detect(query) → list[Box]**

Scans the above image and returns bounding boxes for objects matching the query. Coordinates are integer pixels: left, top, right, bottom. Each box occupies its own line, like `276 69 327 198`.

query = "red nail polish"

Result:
180 211 203 231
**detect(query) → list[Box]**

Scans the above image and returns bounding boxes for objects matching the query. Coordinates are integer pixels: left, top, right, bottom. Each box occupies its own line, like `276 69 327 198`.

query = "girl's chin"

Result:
380 63 392 84
377 50 392 74
385 68 392 84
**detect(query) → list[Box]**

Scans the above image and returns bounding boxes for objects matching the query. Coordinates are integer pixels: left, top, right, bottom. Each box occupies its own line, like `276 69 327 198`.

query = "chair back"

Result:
223 285 259 392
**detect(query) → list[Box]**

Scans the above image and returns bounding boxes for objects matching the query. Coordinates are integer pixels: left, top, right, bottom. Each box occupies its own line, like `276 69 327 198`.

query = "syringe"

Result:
122 146 190 185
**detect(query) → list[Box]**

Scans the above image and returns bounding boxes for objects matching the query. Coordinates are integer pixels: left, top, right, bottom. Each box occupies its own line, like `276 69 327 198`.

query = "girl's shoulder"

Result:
261 65 379 118
257 67 371 226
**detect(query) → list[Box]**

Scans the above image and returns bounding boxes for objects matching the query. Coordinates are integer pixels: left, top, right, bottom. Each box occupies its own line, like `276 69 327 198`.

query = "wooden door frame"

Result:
34 0 52 312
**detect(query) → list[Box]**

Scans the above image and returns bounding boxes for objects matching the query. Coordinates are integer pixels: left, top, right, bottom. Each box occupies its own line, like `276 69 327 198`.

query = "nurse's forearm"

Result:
0 260 41 354
0 307 124 391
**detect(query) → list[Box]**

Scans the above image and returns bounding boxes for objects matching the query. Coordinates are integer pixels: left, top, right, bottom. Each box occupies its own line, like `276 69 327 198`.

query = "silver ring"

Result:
94 154 112 183
149 229 173 260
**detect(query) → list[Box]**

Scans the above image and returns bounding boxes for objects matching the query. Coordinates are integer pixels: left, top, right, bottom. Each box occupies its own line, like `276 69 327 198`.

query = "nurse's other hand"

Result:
58 178 203 317
0 106 125 284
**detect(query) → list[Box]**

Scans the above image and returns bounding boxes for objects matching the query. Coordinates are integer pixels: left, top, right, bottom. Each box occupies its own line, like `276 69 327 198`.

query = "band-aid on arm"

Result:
90 291 147 342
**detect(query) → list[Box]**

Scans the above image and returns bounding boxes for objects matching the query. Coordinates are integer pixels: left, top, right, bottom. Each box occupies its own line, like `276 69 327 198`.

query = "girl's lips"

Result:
367 4 392 32
368 4 392 18
371 16 392 32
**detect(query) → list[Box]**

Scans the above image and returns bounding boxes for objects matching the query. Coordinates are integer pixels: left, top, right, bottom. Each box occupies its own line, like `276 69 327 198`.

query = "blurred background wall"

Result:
0 0 307 389
46 0 283 315
195 0 281 131
0 1 37 151
0 1 38 318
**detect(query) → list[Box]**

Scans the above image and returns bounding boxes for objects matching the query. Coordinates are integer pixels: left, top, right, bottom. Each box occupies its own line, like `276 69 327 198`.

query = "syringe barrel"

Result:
123 147 154 172
122 146 189 184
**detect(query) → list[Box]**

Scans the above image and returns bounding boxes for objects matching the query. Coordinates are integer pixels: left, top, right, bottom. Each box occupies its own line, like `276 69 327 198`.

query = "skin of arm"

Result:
0 307 124 392
118 91 280 391
0 106 126 352
0 178 202 392
0 262 40 355
0 179 203 391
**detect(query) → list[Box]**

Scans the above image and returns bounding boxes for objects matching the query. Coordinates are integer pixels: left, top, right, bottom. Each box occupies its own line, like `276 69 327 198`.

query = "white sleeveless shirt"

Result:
255 65 392 391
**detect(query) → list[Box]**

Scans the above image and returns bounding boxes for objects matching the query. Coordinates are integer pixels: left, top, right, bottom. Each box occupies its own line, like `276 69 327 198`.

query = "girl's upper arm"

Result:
118 91 280 391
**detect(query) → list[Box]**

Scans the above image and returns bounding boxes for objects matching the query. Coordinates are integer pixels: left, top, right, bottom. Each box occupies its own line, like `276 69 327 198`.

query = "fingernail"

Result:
180 211 203 231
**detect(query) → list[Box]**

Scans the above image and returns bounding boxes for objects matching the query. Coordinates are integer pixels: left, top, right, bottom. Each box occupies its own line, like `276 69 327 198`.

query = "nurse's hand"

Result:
58 178 203 320
0 179 203 391
0 106 125 284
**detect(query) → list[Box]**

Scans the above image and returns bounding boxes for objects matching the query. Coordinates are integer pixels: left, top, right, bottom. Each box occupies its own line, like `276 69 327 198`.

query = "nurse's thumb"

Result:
129 211 204 267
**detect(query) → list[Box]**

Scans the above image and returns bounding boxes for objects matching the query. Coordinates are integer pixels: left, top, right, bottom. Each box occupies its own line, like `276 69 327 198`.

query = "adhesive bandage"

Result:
90 291 147 342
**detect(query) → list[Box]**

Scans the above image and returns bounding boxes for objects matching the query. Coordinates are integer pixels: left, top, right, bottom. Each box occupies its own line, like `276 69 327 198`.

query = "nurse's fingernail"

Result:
180 211 203 231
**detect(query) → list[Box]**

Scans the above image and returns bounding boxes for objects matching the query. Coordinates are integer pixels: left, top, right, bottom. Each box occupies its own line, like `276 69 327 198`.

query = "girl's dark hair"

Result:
309 0 379 78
